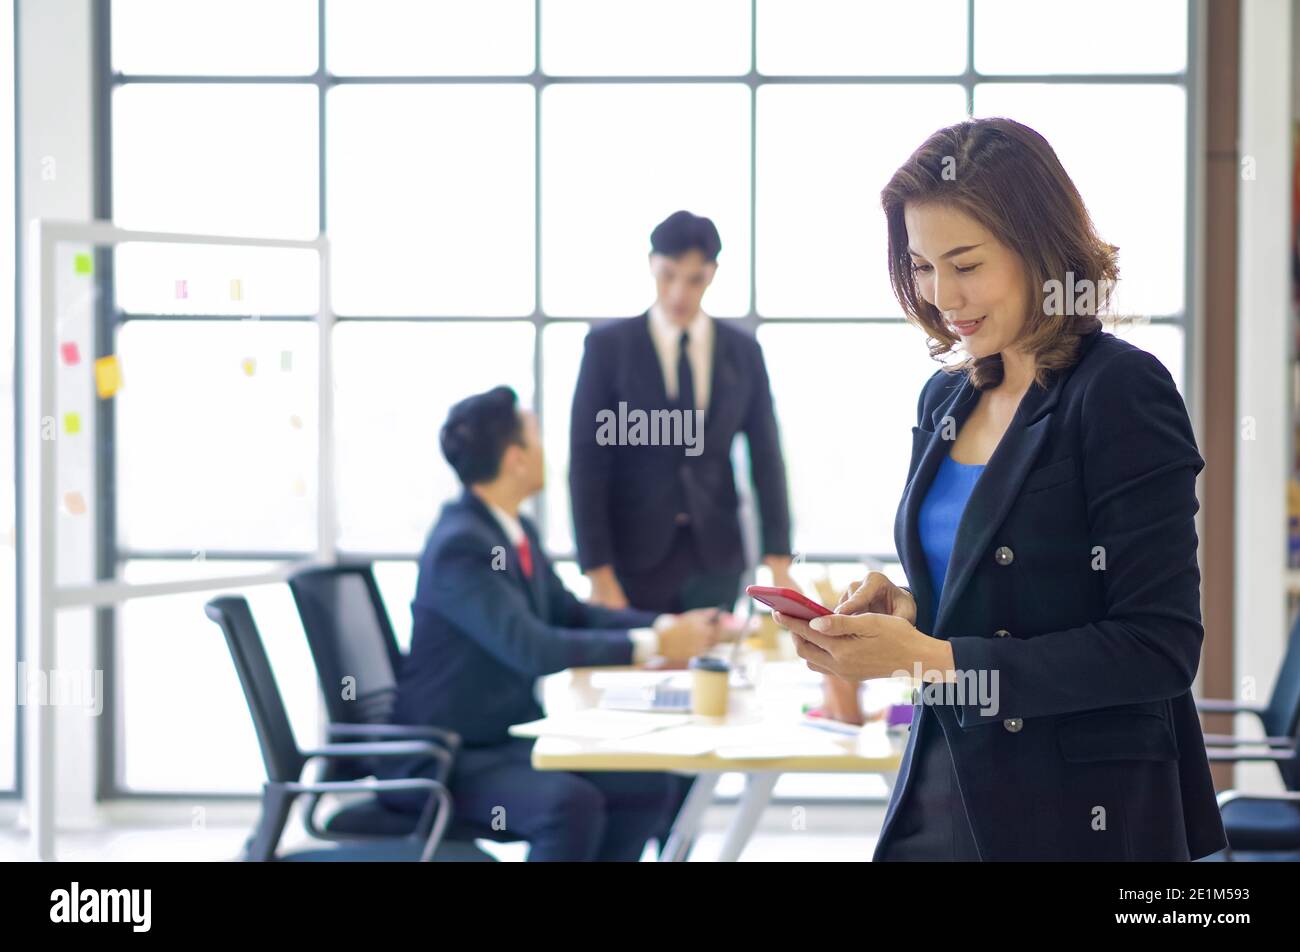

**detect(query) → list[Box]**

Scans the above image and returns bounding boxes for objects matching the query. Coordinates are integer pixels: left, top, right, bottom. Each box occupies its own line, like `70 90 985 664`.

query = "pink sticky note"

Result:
60 342 80 366
175 279 188 299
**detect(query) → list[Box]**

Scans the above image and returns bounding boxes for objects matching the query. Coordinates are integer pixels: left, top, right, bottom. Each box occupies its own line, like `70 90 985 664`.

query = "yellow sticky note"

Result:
63 412 81 435
230 278 243 301
291 477 307 497
64 491 87 515
74 253 93 275
94 355 122 399
241 357 256 377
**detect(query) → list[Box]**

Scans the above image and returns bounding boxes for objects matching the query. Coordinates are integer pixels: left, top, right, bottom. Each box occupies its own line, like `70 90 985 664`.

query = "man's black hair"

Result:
440 385 525 486
650 210 721 263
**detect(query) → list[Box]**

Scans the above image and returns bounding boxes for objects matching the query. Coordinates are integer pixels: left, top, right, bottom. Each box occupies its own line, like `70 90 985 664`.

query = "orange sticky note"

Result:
241 357 256 377
64 491 87 515
94 355 122 399
63 412 81 435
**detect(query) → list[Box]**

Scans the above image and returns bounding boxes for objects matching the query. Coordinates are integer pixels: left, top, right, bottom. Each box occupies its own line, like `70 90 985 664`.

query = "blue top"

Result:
918 454 985 616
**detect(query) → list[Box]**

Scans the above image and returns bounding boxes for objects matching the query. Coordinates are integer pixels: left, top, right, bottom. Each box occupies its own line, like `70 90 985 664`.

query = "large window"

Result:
101 0 1195 794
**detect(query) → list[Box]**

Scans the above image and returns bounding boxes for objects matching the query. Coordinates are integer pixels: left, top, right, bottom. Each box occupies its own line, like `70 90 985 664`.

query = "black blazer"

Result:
392 491 657 747
569 311 792 576
881 329 1227 861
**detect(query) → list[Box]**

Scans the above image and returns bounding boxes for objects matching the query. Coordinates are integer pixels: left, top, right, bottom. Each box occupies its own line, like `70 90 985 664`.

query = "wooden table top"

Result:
528 654 907 774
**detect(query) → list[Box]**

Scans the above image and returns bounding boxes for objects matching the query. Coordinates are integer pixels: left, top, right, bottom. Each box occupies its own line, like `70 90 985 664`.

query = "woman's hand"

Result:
835 571 917 626
773 609 952 683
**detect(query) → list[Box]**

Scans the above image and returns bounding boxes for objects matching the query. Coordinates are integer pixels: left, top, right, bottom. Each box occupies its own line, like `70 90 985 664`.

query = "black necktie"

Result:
677 329 694 413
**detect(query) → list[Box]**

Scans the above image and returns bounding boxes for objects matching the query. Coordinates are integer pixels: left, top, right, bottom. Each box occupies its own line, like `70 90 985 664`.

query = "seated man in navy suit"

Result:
379 385 723 861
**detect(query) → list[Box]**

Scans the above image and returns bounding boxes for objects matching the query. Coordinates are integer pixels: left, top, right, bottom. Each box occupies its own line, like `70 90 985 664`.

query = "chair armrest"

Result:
1205 746 1297 763
274 776 452 861
301 740 447 761
327 723 462 752
301 740 452 785
1217 789 1300 808
1201 733 1293 748
1197 698 1268 715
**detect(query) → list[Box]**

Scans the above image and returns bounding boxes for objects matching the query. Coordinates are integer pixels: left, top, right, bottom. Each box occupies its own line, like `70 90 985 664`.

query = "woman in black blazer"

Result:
774 118 1227 861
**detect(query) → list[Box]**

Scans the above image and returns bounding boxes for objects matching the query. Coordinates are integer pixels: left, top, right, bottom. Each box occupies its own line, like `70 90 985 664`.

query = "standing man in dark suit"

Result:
381 386 723 861
568 211 799 853
569 210 797 614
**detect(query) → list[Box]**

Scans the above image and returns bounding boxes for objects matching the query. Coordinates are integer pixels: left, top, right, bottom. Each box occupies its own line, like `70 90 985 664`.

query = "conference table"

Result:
526 651 907 862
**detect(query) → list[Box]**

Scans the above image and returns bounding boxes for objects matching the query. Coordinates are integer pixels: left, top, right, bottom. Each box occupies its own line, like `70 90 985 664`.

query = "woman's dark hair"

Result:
881 117 1117 389
440 385 525 486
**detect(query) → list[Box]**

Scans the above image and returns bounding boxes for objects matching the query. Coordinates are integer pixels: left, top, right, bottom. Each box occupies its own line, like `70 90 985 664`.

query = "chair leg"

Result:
246 785 297 862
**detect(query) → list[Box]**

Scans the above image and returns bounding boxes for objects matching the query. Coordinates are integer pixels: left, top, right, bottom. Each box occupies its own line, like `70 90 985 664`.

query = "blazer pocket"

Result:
1055 704 1179 763
1020 455 1077 495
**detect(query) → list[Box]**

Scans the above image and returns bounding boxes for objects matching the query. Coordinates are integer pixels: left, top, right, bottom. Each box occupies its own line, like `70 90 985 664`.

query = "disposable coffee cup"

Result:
689 656 731 717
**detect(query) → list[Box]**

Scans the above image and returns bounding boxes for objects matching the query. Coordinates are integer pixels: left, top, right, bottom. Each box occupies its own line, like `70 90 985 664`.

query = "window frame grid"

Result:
92 0 1199 798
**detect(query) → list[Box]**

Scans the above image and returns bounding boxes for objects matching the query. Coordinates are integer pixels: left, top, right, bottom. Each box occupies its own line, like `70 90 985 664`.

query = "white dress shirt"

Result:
648 301 713 417
482 498 661 663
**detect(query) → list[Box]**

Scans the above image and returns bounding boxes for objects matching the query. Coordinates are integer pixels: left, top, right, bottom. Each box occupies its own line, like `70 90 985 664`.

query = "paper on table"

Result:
509 709 691 740
596 725 721 756
714 741 847 760
589 671 691 690
712 728 848 760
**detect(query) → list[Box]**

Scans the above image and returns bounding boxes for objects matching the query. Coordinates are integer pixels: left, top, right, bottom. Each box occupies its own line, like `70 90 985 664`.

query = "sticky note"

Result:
63 412 81 435
291 477 307 497
241 357 256 377
289 414 303 430
175 279 188 299
230 279 243 301
280 350 292 371
60 342 80 366
64 491 87 515
94 355 122 399
74 253 92 275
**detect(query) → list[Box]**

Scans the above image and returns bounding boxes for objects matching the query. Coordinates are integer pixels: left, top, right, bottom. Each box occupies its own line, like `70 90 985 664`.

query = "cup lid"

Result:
689 655 730 673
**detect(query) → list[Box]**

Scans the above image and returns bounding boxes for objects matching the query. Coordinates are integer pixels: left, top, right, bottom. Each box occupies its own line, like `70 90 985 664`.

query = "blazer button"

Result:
675 512 691 526
994 545 1015 566
994 628 1010 638
1003 717 1023 732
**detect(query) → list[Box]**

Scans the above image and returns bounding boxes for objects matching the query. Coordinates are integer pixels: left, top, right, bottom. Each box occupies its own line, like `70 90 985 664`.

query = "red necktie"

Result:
516 536 533 579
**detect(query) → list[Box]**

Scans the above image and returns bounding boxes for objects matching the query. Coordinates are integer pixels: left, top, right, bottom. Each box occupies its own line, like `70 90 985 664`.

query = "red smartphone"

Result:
746 585 833 621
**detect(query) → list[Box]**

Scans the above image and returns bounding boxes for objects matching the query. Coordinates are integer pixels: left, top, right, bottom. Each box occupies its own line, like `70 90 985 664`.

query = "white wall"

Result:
1235 0 1295 794
10 0 98 842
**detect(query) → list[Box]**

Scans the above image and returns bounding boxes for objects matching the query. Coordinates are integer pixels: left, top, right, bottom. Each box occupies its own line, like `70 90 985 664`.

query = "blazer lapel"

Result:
929 373 1064 636
704 318 739 437
462 491 544 615
633 312 671 409
897 375 980 634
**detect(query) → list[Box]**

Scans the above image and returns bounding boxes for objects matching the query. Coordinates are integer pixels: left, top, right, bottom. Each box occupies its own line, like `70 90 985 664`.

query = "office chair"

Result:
203 595 492 862
287 563 519 846
1204 736 1300 861
1198 612 1300 751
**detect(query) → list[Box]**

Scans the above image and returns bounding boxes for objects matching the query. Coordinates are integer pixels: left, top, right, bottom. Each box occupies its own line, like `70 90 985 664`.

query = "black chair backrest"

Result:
204 595 306 784
1264 612 1300 740
288 564 405 727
